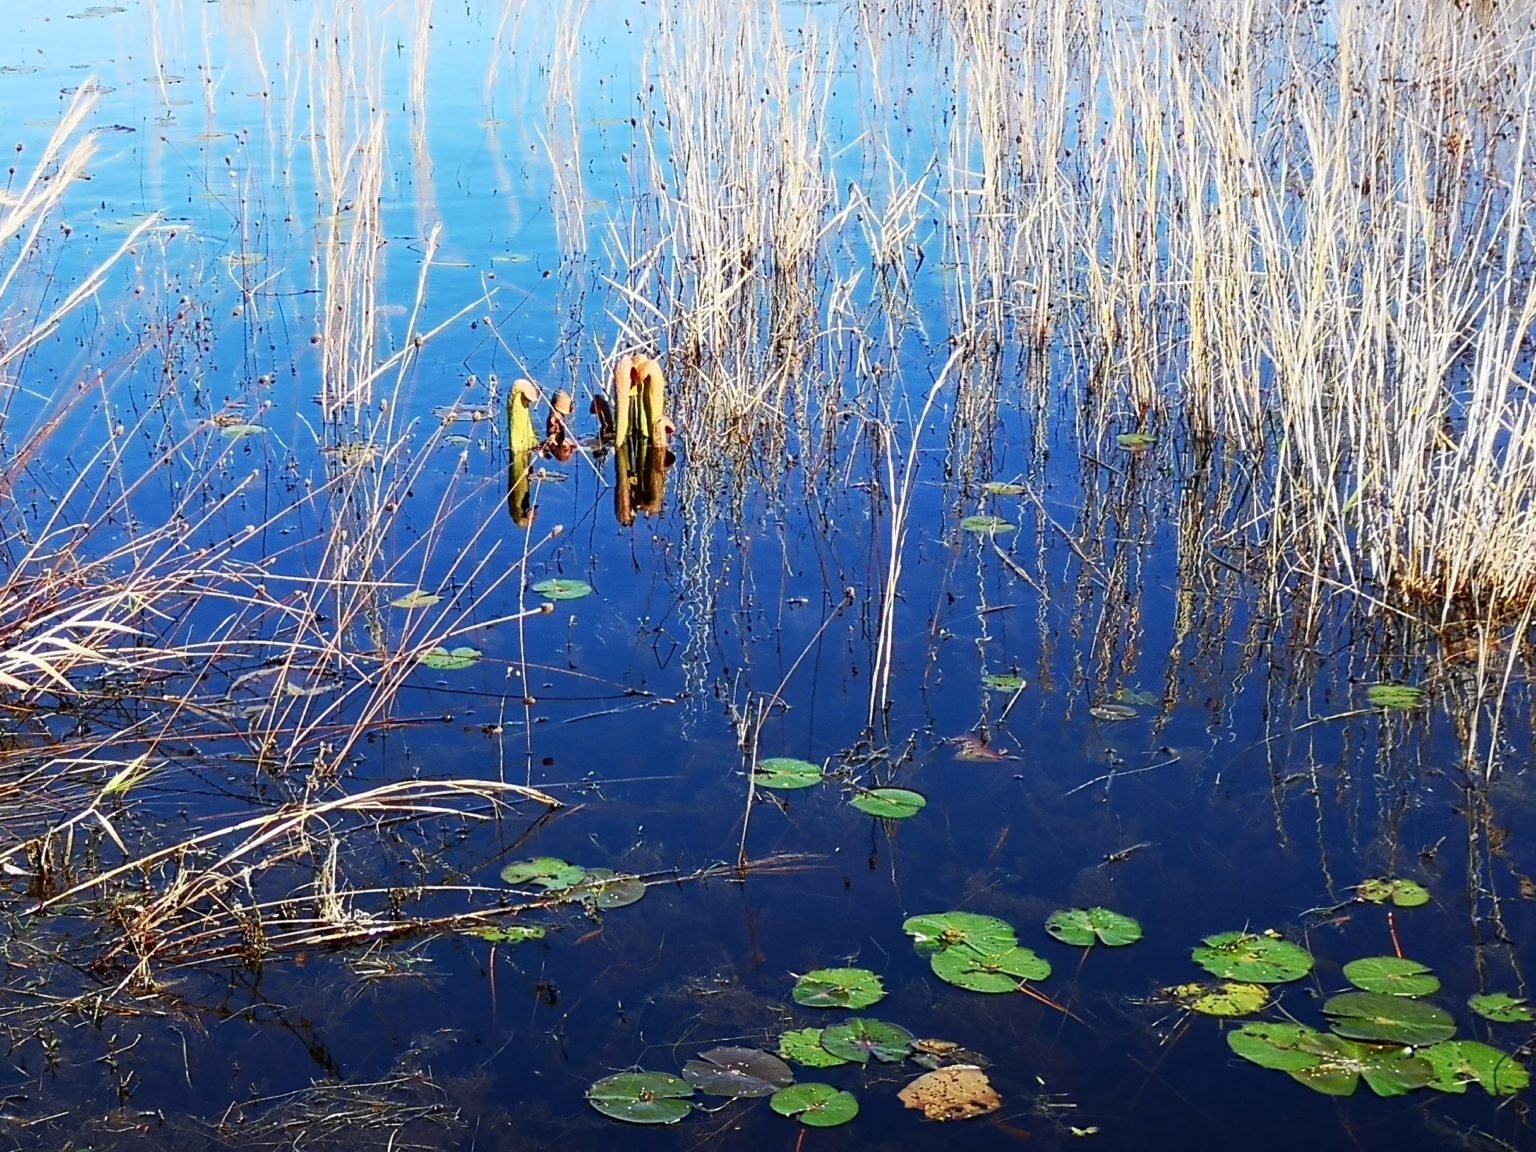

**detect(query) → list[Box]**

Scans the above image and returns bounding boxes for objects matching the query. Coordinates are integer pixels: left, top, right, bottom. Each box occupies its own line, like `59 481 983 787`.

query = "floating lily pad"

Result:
960 514 1016 534
1468 992 1534 1024
220 423 266 440
1045 907 1143 948
982 481 1027 496
982 673 1026 691
532 578 593 601
1357 877 1430 907
931 944 1051 993
1117 431 1156 449
1420 1040 1530 1095
500 856 587 890
1367 682 1424 710
467 925 546 944
681 1047 794 1098
819 1018 914 1064
1192 931 1313 984
898 1065 1002 1121
903 911 1018 956
850 787 927 819
568 868 646 909
1115 686 1161 706
778 1028 851 1069
391 589 442 609
1322 991 1456 1045
752 758 823 789
1227 1022 1326 1072
587 1071 694 1124
1342 956 1440 997
1088 702 1138 721
1227 1023 1433 1097
1170 981 1269 1017
420 646 482 671
792 967 886 1009
769 1083 858 1127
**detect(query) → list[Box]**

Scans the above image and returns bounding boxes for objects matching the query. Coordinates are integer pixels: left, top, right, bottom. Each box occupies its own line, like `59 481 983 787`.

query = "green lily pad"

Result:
467 925 546 944
1228 1023 1433 1097
1115 687 1161 706
1191 931 1313 984
1045 907 1143 948
1170 981 1269 1017
500 856 587 890
850 787 926 819
769 1083 858 1127
1342 956 1440 997
903 911 1018 956
681 1047 794 1098
532 578 594 601
391 589 442 609
1117 431 1156 449
983 673 1027 691
586 1071 694 1124
1468 992 1534 1024
819 1018 914 1064
1420 1040 1530 1095
220 422 266 440
777 1028 851 1069
792 967 886 1009
567 868 646 909
961 514 1016 534
1322 991 1457 1045
982 481 1027 496
1227 1022 1327 1072
753 758 824 790
1357 877 1430 907
1367 682 1424 709
420 646 482 670
931 943 1051 992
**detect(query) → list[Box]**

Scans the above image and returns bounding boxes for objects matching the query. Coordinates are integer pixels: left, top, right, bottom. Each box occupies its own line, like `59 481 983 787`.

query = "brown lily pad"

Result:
897 1064 1001 1121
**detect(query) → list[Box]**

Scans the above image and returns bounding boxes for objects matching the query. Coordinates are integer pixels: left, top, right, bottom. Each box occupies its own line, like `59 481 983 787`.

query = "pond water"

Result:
2 1 1535 1149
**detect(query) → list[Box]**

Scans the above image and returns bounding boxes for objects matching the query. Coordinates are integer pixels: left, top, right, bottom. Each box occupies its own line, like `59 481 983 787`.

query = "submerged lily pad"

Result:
587 1071 694 1124
532 578 594 601
960 514 1016 534
1170 981 1269 1017
1367 682 1424 710
1357 877 1430 907
898 1065 1002 1121
568 868 646 909
1045 907 1143 948
220 422 266 440
1420 1040 1530 1095
1192 931 1313 984
1115 686 1161 706
904 911 1018 956
1322 991 1456 1045
778 1028 851 1069
792 967 886 1009
1117 431 1156 449
819 1018 914 1064
1468 992 1534 1024
500 856 587 890
390 589 442 609
769 1083 858 1127
930 944 1051 993
420 646 482 671
982 673 1026 691
681 1047 793 1098
1342 956 1440 997
982 481 1027 496
850 787 927 819
753 758 824 790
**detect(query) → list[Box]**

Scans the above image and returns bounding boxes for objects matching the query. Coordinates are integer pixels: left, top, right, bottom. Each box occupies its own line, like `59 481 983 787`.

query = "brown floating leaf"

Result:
898 1065 1001 1122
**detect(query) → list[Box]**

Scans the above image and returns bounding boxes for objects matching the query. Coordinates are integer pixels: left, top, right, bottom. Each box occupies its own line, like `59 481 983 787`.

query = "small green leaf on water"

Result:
819 1018 914 1064
769 1083 858 1127
1367 682 1423 710
586 1071 694 1124
1115 686 1160 706
792 967 886 1009
681 1047 794 1097
961 514 1016 534
903 911 1018 956
1117 431 1156 449
1469 992 1534 1023
567 867 646 909
983 673 1026 691
1342 956 1440 997
220 423 266 440
468 925 546 944
499 856 587 890
1171 981 1269 1017
982 481 1028 496
532 578 593 601
1191 931 1313 983
930 943 1051 993
1322 991 1457 1046
1356 876 1430 907
778 1028 851 1068
850 787 926 819
1419 1040 1530 1095
391 589 442 609
1045 907 1143 948
753 757 823 790
420 646 481 670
